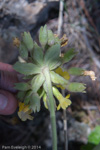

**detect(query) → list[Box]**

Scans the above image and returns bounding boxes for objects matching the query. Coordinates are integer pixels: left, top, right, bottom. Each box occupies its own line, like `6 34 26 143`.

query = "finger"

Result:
0 90 18 115
0 62 16 73
0 70 18 93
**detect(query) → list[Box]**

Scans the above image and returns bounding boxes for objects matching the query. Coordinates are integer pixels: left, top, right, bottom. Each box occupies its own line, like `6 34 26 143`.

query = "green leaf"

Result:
22 32 34 50
19 42 28 59
31 42 43 65
17 91 26 100
13 62 41 75
50 58 62 70
54 36 61 44
43 81 47 93
14 82 30 91
23 75 33 80
31 73 45 92
50 71 69 85
30 93 40 112
63 48 77 63
67 82 86 93
44 44 60 69
43 82 51 110
43 93 49 109
38 88 45 98
44 44 60 62
88 126 100 145
24 90 32 105
68 67 84 75
39 25 48 48
48 30 55 46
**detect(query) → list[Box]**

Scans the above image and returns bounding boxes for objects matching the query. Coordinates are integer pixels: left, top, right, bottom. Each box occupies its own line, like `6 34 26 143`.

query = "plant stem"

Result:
43 67 57 150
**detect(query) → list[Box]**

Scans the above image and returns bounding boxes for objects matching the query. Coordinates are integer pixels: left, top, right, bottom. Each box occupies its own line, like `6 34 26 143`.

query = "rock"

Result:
68 120 91 143
0 0 59 63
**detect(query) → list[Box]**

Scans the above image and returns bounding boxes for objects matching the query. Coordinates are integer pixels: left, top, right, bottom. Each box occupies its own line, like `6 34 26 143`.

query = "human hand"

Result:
0 62 18 115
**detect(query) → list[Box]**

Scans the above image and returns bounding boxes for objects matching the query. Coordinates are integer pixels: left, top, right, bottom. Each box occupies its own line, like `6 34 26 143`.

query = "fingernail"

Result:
0 94 8 110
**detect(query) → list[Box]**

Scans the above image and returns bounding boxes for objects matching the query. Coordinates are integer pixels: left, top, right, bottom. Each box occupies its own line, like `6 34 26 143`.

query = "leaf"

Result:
54 35 61 44
31 42 43 65
13 62 41 75
39 25 48 48
63 48 77 63
68 67 84 75
44 44 60 63
43 81 47 93
31 73 45 92
15 82 30 91
22 32 34 50
67 82 86 93
48 30 55 46
88 126 100 145
44 44 61 69
24 90 32 105
38 88 45 98
30 93 40 112
50 58 62 70
43 93 48 109
23 75 33 80
19 42 28 59
55 67 70 80
17 91 26 100
54 67 70 89
50 71 69 85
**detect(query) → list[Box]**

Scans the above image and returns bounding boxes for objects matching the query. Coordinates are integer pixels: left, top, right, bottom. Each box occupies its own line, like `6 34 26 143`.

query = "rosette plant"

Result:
13 25 96 150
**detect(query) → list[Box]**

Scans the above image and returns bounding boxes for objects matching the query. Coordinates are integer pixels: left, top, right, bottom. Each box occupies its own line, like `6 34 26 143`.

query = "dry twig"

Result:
83 31 100 69
58 0 64 36
58 1 68 150
79 0 100 46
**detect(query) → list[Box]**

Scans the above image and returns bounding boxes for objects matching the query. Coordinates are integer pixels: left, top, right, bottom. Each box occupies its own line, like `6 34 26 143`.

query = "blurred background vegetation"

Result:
0 0 100 150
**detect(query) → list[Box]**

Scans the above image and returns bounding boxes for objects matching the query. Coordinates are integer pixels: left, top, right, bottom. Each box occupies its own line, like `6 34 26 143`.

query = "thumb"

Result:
0 90 17 115
0 70 18 93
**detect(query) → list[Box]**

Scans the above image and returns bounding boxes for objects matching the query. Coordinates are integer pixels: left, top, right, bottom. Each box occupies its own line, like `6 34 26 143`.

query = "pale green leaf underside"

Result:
48 30 55 46
30 93 40 112
32 42 43 65
50 71 69 85
44 44 60 69
24 90 32 105
13 62 41 75
23 32 34 50
19 42 28 59
39 25 48 47
49 58 62 70
63 48 76 63
31 73 45 92
67 82 86 92
15 82 30 91
68 67 84 75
